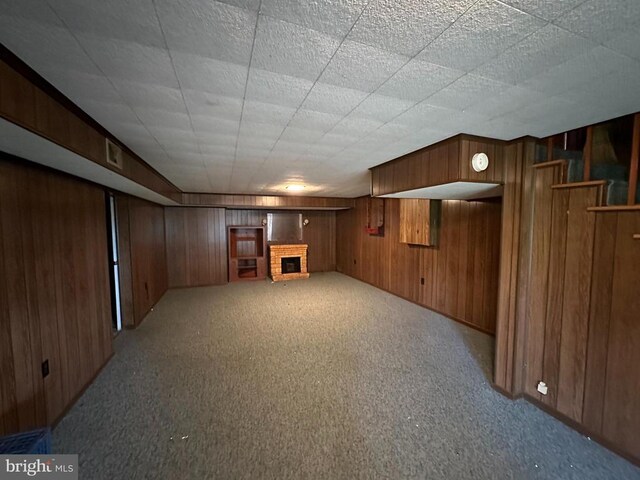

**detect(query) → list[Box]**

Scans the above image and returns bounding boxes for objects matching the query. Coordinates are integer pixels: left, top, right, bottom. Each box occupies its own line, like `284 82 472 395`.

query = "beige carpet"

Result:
53 272 639 479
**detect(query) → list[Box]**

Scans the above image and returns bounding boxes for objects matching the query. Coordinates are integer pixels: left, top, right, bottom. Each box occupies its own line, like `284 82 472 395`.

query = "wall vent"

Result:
105 138 123 169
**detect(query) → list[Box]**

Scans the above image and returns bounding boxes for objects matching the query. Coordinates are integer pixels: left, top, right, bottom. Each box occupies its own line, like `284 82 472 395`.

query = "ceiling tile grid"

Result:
0 0 638 195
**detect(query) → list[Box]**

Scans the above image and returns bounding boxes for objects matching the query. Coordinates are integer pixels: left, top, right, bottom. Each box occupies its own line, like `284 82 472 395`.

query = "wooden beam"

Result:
627 114 640 205
583 126 593 182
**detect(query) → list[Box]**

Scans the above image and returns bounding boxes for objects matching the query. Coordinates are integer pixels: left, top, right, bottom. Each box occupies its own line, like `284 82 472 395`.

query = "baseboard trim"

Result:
52 350 115 429
336 272 496 337
523 394 640 468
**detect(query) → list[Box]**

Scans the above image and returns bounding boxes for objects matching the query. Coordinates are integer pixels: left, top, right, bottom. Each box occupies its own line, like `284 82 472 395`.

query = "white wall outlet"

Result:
537 381 548 395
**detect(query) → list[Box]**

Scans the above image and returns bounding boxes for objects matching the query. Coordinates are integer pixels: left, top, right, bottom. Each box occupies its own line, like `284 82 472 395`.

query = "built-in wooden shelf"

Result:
228 226 266 282
587 205 640 212
551 180 607 189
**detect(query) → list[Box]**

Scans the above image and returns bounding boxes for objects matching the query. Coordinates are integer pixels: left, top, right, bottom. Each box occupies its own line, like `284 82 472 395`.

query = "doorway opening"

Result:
106 192 122 332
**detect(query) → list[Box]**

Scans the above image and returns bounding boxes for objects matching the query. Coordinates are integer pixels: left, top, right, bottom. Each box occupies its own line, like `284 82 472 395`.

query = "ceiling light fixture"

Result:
286 185 305 192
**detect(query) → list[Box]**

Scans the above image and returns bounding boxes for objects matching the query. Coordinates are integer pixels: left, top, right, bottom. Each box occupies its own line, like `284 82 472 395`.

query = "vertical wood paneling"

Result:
582 213 617 432
601 212 640 458
336 196 501 333
541 189 569 407
524 164 562 398
556 187 598 421
165 207 228 288
125 197 168 326
116 196 134 328
0 157 113 435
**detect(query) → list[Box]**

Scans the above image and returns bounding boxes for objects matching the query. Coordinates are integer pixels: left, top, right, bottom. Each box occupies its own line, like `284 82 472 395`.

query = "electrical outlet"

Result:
537 381 548 395
42 359 50 378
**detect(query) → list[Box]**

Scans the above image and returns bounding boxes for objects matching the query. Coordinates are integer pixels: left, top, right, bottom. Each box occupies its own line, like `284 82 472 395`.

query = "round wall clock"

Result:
471 152 489 172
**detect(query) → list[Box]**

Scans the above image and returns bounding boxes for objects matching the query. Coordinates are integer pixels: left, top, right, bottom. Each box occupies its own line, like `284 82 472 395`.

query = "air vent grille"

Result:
105 138 123 169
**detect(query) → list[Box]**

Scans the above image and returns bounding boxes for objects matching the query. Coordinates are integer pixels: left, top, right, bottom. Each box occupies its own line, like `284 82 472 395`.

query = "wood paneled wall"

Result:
0 47 181 202
371 135 505 196
494 139 536 394
226 209 336 274
585 210 640 460
163 209 336 288
336 197 502 334
117 195 168 327
0 156 112 436
165 208 227 288
493 150 640 462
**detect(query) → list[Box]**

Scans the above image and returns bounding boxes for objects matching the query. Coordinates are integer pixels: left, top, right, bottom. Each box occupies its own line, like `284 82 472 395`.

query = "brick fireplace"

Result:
269 244 310 282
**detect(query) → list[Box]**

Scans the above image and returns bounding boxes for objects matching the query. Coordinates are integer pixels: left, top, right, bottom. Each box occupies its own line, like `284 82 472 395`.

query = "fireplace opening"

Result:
281 256 301 274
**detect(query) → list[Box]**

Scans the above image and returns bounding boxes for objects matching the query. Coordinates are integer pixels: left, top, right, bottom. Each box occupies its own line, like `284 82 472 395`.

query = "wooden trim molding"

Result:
551 180 607 189
182 193 354 210
588 205 640 212
627 113 639 205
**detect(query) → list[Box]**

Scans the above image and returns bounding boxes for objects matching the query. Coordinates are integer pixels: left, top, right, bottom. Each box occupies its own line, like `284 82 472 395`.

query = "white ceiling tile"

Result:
288 109 342 132
418 0 546 72
519 46 635 97
252 15 340 81
242 101 296 126
147 125 197 144
332 115 384 137
393 102 460 129
191 116 240 136
0 17 100 75
509 95 575 125
201 143 236 156
236 145 270 161
426 74 510 110
554 0 640 44
319 132 360 148
246 68 314 108
465 85 547 119
155 0 256 64
499 0 585 20
41 68 122 105
238 120 285 140
3 0 639 197
79 34 179 87
350 94 416 123
134 107 192 130
318 40 409 92
183 90 243 119
279 127 326 143
301 83 369 116
260 0 367 38
173 52 247 98
375 121 414 140
79 100 141 125
377 59 464 102
473 23 595 85
218 0 261 11
112 80 187 113
0 0 63 26
605 29 640 62
47 0 164 48
349 0 476 57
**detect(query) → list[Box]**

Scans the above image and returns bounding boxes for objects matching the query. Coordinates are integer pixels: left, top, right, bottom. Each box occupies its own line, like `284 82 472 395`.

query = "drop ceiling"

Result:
1 0 639 197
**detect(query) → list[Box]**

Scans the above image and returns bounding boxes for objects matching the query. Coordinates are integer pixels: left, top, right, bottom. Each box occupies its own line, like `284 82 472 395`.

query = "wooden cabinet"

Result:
228 226 266 282
399 199 441 246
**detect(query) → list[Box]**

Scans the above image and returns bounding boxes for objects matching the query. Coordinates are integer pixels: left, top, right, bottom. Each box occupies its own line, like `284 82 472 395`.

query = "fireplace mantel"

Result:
269 244 310 282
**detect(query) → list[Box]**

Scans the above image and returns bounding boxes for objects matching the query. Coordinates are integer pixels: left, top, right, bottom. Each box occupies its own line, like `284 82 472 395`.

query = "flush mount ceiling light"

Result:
285 185 305 192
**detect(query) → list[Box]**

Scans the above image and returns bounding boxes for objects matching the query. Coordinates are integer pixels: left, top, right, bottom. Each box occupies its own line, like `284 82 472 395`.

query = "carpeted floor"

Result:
53 272 640 479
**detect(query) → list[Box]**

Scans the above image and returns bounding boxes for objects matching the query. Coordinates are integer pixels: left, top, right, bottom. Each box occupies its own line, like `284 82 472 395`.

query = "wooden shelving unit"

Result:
228 226 266 282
